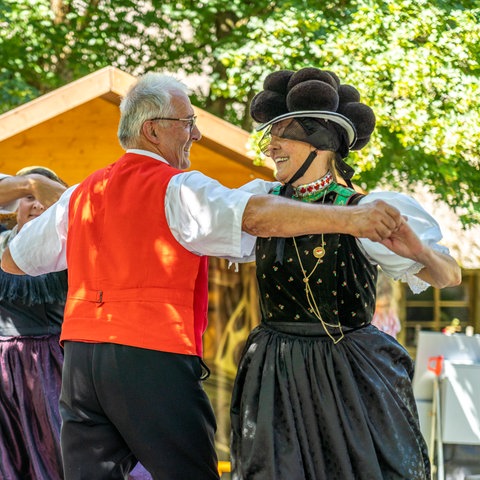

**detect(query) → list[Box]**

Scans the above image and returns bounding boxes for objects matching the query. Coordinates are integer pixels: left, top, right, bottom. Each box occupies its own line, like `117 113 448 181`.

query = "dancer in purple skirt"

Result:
0 167 67 480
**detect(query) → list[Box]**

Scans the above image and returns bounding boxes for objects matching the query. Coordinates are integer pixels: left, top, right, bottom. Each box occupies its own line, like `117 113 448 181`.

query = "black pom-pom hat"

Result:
250 67 376 158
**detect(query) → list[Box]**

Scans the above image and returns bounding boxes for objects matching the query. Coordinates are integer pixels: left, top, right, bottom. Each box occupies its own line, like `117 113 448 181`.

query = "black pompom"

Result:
287 67 338 91
250 90 287 123
287 80 339 112
263 70 294 94
338 102 376 138
323 70 341 88
338 84 361 104
351 136 371 150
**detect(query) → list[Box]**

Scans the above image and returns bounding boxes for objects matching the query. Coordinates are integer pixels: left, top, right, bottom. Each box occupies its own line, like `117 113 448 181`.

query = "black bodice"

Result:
256 187 378 328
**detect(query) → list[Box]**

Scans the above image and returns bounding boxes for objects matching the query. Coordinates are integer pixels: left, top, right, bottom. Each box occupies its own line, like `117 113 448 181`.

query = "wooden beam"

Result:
0 67 134 142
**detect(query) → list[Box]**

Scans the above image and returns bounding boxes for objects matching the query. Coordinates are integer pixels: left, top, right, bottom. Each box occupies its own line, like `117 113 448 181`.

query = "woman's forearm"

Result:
415 248 462 289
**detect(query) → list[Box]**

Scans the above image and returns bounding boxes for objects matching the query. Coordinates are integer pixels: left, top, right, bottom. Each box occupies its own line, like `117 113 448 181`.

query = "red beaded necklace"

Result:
293 171 333 199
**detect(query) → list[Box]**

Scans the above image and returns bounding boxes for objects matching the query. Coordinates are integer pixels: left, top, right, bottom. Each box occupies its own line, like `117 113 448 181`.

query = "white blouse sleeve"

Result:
9 186 76 275
357 191 450 293
165 172 276 262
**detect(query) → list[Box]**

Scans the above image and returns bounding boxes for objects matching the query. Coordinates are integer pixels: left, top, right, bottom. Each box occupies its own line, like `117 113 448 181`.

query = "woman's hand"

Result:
381 219 462 289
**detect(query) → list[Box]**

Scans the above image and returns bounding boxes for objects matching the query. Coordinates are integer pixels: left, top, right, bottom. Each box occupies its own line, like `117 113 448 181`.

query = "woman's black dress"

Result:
230 186 430 480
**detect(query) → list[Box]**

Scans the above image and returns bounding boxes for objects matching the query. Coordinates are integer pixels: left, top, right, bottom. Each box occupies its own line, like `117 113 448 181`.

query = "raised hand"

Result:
26 174 67 208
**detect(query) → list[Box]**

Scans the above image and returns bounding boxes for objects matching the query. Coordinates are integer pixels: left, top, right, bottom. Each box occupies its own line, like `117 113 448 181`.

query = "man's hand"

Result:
346 200 404 242
26 174 66 208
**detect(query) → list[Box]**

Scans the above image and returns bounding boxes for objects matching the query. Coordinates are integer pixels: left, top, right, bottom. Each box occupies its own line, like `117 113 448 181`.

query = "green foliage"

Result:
1 0 479 224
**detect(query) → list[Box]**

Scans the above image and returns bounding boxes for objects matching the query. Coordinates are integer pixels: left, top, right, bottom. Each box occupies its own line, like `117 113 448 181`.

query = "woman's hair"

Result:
326 154 341 182
117 73 189 149
16 166 68 187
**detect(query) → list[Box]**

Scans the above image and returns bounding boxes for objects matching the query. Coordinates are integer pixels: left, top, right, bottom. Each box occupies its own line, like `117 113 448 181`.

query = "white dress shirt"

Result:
8 151 273 275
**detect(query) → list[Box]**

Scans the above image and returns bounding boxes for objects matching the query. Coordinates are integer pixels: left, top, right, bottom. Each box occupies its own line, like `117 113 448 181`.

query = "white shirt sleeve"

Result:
9 185 77 275
357 191 450 293
0 174 19 214
166 172 276 262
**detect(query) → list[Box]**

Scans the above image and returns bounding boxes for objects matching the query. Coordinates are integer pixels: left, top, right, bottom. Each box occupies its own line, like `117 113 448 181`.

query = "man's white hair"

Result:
118 73 189 149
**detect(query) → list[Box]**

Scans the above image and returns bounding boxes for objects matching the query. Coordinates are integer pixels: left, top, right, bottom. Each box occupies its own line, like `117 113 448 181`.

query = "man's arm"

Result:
242 195 403 242
0 174 66 208
1 185 74 276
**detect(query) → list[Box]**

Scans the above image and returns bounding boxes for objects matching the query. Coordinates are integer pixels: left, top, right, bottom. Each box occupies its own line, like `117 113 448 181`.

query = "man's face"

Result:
154 93 201 170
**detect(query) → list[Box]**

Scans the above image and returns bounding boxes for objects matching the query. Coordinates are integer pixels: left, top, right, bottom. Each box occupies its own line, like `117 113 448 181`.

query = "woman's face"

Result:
265 120 315 184
16 195 45 231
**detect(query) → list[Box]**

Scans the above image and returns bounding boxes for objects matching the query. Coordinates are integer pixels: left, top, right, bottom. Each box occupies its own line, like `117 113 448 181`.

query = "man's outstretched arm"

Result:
242 195 403 242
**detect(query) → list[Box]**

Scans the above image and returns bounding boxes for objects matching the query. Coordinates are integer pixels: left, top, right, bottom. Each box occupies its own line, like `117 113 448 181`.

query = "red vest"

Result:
61 153 209 357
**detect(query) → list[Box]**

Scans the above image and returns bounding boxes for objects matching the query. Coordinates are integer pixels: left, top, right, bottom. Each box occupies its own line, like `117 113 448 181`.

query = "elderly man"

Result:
2 72 403 480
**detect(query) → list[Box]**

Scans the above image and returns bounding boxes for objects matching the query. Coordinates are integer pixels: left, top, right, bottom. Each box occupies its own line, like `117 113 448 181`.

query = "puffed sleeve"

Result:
8 186 76 275
358 191 450 293
165 171 277 262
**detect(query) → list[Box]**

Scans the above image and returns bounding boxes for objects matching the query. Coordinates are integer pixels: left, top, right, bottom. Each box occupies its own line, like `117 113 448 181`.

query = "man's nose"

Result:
191 124 202 141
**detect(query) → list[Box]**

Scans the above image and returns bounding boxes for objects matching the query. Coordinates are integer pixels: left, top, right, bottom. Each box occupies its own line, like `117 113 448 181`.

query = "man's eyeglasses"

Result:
149 115 197 133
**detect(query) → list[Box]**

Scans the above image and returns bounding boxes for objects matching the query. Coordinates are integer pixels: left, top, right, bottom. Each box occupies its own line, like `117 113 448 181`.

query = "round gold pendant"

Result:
313 246 325 259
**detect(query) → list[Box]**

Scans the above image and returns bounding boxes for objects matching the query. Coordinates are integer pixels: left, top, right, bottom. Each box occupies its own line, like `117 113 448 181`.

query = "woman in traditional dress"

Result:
0 166 68 480
230 68 461 480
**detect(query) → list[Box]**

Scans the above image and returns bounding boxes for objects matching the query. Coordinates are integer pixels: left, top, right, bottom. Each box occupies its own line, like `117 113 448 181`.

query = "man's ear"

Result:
142 121 158 143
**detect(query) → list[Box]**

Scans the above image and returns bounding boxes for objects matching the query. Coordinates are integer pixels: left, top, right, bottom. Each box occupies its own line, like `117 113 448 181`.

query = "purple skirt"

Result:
0 334 64 480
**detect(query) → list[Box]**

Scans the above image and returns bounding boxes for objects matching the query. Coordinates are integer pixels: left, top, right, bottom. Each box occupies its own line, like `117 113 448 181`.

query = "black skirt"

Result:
230 323 430 480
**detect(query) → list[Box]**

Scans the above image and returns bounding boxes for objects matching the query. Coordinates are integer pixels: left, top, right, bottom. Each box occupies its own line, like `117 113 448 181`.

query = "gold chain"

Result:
292 238 344 344
291 186 344 344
